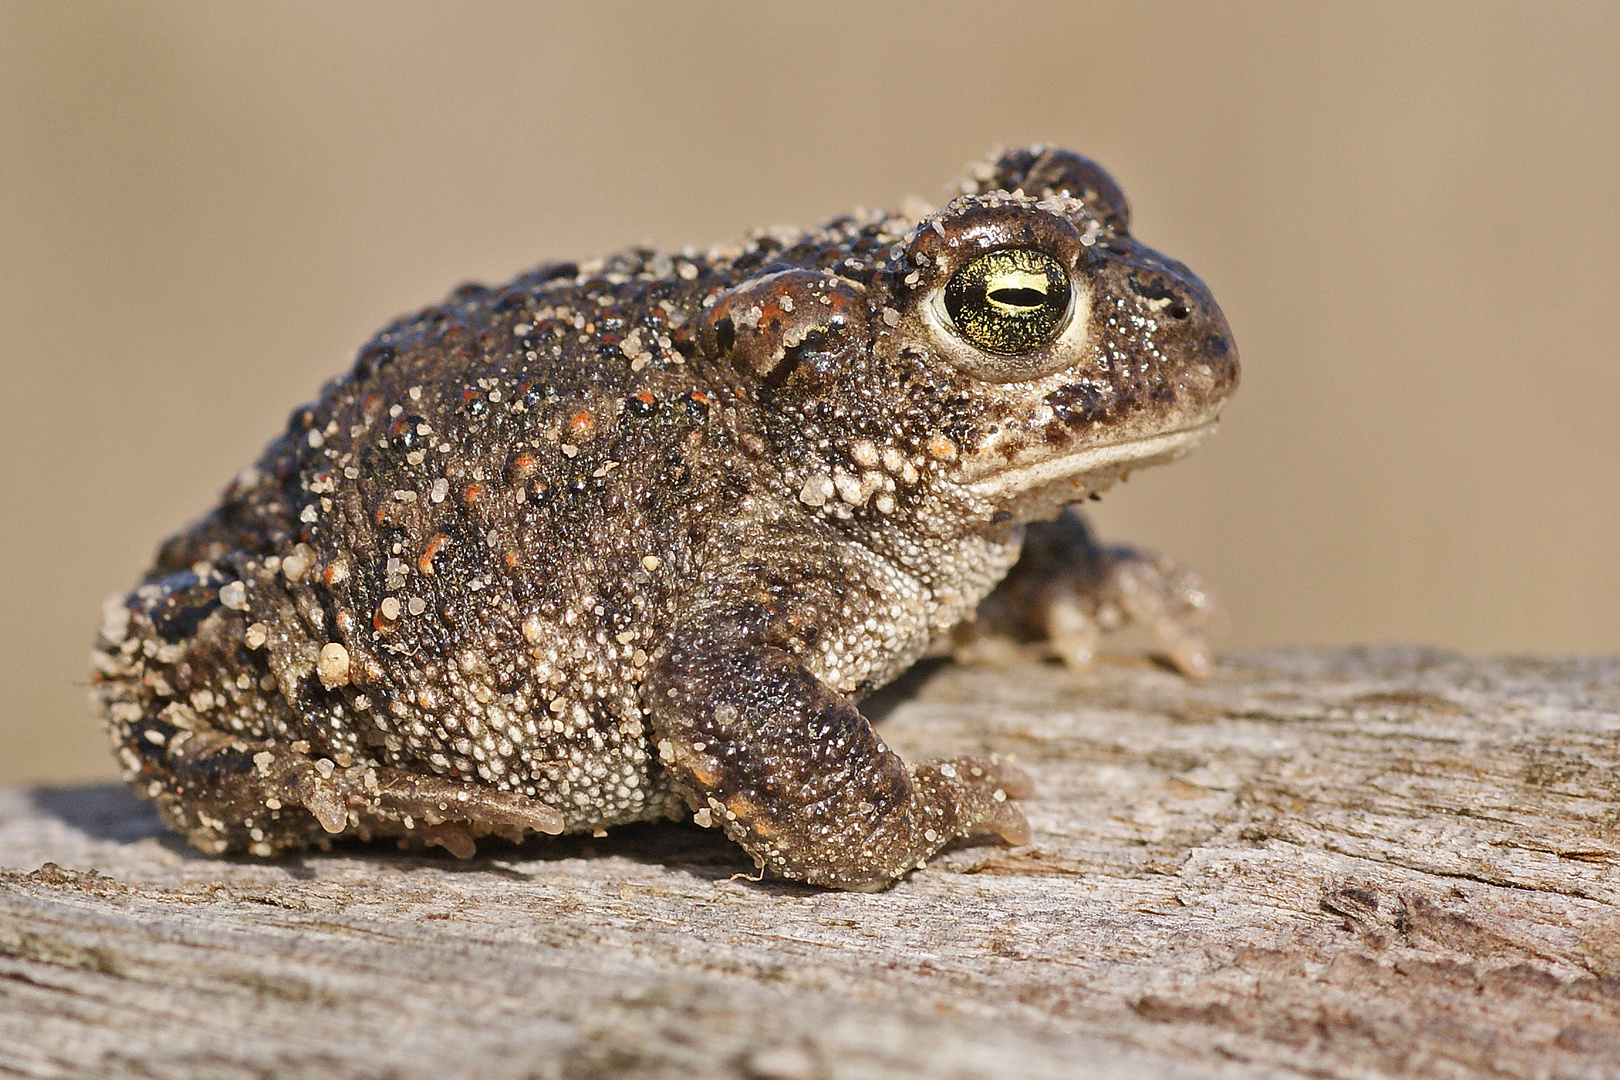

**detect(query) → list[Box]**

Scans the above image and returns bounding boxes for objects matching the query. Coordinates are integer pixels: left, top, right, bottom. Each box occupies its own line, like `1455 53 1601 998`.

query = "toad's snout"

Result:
1093 240 1239 408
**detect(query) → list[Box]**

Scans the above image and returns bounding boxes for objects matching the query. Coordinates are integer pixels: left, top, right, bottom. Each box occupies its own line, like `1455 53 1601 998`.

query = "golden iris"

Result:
943 248 1071 355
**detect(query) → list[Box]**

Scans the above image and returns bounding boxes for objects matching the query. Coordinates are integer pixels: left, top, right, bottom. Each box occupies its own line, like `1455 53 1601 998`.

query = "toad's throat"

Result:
962 422 1217 499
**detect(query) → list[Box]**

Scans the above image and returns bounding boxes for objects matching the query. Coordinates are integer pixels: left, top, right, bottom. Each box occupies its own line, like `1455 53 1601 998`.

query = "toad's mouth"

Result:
962 421 1218 500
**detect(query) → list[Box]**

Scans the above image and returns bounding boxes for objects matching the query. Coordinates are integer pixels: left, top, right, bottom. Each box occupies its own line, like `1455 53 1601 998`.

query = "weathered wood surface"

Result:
5 648 1620 1080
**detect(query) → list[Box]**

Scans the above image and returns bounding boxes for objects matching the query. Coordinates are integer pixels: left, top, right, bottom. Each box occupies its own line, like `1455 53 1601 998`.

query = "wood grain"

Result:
5 648 1620 1079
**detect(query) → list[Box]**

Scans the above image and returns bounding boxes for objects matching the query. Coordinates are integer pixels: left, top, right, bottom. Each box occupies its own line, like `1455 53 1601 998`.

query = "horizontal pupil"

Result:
941 248 1070 356
987 286 1050 310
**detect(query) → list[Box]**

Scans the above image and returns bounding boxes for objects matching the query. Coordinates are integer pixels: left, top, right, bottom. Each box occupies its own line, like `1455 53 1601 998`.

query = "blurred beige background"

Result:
3 2 1616 785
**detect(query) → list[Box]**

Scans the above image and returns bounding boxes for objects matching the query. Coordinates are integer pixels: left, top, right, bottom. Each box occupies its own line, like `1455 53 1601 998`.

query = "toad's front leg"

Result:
646 616 1029 891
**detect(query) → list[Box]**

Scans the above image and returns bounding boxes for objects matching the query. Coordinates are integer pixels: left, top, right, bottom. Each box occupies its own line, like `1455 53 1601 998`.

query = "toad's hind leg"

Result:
97 570 563 859
119 718 565 858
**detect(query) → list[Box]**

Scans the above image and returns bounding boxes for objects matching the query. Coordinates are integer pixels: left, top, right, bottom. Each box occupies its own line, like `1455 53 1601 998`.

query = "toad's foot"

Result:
962 507 1221 678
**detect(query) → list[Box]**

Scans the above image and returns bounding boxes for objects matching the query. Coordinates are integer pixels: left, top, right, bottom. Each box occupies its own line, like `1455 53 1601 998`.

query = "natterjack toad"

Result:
94 147 1237 890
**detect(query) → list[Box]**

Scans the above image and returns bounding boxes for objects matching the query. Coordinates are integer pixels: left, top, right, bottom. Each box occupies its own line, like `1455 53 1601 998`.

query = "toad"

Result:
94 147 1237 890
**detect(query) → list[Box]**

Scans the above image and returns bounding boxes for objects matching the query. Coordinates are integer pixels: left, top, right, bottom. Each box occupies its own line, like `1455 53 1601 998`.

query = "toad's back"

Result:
121 253 811 831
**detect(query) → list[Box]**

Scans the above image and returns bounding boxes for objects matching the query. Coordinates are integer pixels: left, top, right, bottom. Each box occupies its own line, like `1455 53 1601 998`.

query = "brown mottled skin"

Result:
94 148 1237 890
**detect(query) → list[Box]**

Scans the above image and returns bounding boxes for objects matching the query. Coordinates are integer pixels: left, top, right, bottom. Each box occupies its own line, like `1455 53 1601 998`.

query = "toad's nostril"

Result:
1168 302 1190 320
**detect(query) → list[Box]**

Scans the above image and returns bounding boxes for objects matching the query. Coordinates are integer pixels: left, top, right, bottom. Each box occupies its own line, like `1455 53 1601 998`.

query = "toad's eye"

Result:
943 248 1072 355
